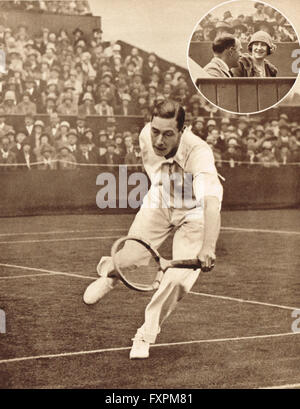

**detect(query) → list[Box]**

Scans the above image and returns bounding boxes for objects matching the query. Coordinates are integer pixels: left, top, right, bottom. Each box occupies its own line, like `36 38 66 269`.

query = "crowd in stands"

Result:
192 2 297 42
0 1 91 15
191 112 300 168
0 4 299 171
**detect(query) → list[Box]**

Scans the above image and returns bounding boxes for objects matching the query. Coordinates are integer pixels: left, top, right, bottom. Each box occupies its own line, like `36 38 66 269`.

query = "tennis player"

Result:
83 100 223 359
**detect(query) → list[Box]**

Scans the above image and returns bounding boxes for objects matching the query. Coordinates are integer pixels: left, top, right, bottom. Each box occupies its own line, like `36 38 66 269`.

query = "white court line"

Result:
222 226 300 235
0 273 59 280
0 225 299 242
0 225 299 245
190 291 300 312
0 235 120 245
0 263 95 280
0 331 298 365
259 383 300 389
0 228 126 237
1 263 299 312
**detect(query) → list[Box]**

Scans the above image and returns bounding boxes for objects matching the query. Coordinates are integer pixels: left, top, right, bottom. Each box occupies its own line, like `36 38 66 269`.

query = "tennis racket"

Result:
109 235 206 292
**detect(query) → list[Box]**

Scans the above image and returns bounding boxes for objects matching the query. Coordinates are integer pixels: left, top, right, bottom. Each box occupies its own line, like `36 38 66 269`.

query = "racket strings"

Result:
113 239 160 287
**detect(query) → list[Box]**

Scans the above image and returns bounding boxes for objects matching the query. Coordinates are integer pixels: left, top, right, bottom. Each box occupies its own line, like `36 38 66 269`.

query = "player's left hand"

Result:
197 247 216 272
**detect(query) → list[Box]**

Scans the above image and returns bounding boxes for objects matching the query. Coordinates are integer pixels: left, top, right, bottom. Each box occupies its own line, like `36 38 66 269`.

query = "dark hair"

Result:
151 99 185 132
212 35 236 54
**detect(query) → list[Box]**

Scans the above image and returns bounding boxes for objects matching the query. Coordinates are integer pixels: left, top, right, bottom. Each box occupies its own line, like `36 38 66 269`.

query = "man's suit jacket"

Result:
203 57 232 78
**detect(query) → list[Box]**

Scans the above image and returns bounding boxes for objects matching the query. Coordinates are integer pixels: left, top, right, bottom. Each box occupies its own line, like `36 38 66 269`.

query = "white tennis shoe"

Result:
129 338 150 359
83 257 118 304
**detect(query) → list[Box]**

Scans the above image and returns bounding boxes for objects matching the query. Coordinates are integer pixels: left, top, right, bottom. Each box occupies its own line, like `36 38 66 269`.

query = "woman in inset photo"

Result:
232 30 278 77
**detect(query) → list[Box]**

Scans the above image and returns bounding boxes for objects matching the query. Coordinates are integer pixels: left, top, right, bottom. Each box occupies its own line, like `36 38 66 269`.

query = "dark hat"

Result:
232 19 247 32
79 136 90 145
73 27 84 36
40 143 54 154
93 27 103 33
254 2 264 8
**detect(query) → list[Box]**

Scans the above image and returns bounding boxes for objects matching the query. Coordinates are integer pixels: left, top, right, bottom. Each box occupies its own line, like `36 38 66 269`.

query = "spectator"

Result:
0 108 12 138
0 90 17 114
95 95 114 116
55 143 77 170
0 134 16 170
76 115 87 138
257 140 279 167
115 94 136 115
18 138 37 170
37 143 56 170
57 93 78 115
275 144 292 165
65 128 79 157
45 112 61 142
15 91 37 115
78 92 97 115
77 136 97 164
102 141 121 164
11 131 27 160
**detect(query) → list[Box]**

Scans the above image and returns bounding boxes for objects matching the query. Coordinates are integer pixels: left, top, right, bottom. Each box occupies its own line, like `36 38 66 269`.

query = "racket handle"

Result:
170 259 202 269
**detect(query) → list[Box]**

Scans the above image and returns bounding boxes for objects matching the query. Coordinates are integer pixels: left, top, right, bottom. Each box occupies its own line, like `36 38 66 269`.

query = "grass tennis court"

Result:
0 209 299 389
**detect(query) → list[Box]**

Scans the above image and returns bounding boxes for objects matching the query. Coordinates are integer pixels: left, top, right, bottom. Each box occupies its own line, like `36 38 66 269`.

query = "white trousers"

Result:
104 205 204 343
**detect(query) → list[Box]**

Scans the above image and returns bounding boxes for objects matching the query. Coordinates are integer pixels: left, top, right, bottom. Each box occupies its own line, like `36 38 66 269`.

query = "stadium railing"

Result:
195 77 296 113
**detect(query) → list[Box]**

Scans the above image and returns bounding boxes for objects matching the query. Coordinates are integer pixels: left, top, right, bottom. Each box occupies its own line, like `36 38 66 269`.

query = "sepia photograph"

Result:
0 0 299 394
188 0 300 113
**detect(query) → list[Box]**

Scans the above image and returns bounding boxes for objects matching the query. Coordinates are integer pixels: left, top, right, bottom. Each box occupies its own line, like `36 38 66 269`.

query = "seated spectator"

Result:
18 138 37 170
77 136 97 164
76 115 87 137
115 94 136 115
0 108 12 138
257 141 279 167
223 136 244 166
30 119 45 151
45 112 61 143
275 144 292 165
15 91 37 115
78 92 97 115
5 128 16 149
102 141 122 165
97 130 108 160
37 143 56 170
95 96 114 116
11 131 27 160
0 134 16 171
66 129 79 157
84 128 97 155
0 90 17 114
57 93 78 115
44 93 57 114
55 143 77 170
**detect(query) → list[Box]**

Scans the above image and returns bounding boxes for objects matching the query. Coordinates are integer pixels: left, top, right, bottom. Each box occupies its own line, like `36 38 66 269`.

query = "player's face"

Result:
151 116 182 157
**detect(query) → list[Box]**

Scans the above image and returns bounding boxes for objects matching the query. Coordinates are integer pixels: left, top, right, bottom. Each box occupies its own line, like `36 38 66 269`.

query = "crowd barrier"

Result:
189 42 299 77
4 115 145 132
0 164 299 217
0 9 101 35
196 78 296 113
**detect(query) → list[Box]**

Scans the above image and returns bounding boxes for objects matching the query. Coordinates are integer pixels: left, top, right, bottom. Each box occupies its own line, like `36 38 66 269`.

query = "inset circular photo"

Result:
187 0 299 114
